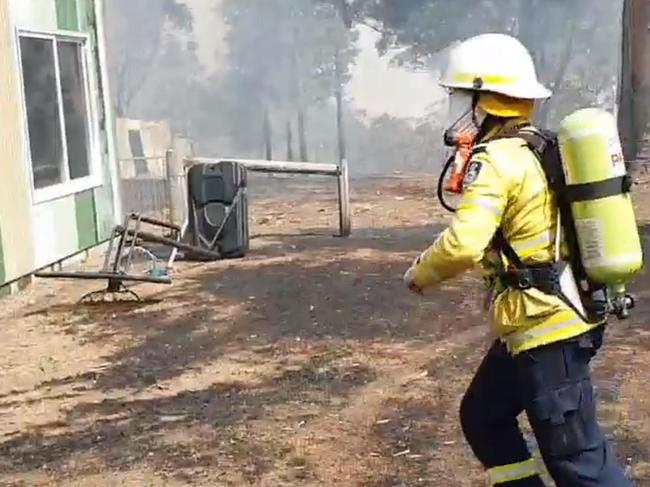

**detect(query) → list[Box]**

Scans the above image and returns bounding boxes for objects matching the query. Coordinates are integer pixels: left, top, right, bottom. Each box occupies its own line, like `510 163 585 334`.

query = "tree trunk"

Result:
631 0 649 167
617 0 649 167
286 121 294 161
298 111 308 161
535 33 574 127
336 0 353 28
289 23 307 162
114 100 125 118
263 109 273 160
335 49 347 164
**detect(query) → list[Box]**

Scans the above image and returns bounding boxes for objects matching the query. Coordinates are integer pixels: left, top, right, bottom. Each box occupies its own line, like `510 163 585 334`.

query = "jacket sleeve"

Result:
409 149 510 289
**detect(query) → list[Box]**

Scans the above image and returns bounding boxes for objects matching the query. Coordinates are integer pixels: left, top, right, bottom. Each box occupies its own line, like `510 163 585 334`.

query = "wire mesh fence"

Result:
117 155 177 222
118 150 187 225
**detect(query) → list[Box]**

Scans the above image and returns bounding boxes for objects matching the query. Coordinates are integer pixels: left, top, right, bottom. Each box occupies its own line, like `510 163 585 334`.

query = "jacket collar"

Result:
479 116 532 143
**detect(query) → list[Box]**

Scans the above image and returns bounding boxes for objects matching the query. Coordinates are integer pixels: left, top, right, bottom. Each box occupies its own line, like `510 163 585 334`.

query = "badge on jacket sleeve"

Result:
463 161 483 189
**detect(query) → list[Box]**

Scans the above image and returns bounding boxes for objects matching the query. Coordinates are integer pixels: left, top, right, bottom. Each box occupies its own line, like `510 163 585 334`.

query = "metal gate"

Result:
117 151 188 225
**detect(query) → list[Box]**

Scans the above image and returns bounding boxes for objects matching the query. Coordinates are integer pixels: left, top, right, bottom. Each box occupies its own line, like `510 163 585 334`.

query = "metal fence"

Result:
117 150 188 225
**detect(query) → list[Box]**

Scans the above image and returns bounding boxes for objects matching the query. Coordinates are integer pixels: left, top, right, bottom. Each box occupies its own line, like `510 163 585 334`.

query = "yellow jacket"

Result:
409 121 600 354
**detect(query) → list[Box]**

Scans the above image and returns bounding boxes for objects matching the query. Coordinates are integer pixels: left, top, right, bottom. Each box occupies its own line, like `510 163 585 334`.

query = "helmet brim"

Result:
440 80 552 100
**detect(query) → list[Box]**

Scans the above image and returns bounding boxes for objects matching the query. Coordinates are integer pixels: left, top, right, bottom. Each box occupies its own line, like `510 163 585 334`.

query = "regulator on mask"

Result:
438 90 486 212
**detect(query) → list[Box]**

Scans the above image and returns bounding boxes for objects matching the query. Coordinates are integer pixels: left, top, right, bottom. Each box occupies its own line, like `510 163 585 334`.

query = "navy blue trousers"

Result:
460 327 634 486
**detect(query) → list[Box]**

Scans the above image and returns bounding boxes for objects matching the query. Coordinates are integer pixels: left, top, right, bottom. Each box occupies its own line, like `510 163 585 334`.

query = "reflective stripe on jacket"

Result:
409 122 600 354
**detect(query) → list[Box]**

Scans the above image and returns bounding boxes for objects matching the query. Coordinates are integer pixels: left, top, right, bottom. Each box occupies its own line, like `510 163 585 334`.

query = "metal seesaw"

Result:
35 213 221 303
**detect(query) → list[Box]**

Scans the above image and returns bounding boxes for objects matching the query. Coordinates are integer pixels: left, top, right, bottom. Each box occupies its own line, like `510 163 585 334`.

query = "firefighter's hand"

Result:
403 259 424 295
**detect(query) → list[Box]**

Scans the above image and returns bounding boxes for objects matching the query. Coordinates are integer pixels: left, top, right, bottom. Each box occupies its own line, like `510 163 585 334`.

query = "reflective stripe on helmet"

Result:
451 73 517 86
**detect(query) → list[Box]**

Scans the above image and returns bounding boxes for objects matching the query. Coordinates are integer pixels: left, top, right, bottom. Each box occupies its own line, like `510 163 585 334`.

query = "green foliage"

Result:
330 0 623 126
106 0 624 175
105 0 195 117
347 114 442 176
179 0 360 156
221 1 358 115
161 0 193 30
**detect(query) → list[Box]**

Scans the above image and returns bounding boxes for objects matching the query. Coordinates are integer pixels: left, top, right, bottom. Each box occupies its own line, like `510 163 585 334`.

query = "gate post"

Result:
337 158 351 237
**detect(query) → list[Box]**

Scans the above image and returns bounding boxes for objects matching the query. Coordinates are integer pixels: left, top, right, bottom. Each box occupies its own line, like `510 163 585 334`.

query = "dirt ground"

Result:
1 175 650 486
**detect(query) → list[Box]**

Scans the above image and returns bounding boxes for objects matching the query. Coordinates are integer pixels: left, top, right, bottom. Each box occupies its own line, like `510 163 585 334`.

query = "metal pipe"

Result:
102 226 117 271
34 271 172 284
165 149 175 223
118 156 166 162
187 157 339 176
122 228 221 260
167 219 189 270
111 214 130 273
124 214 142 272
127 213 182 231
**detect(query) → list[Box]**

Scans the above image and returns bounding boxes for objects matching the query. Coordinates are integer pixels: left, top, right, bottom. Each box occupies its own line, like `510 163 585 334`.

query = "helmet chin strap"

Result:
470 77 484 126
471 90 481 126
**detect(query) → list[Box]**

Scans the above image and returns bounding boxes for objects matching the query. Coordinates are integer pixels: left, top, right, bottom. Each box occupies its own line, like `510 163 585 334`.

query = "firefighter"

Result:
403 33 634 486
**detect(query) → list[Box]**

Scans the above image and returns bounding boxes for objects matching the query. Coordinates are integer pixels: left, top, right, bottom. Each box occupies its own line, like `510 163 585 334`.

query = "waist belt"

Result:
491 229 562 296
498 264 561 295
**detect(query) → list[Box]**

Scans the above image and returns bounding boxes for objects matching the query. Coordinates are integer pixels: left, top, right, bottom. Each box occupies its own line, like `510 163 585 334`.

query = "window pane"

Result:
19 37 64 189
58 40 91 180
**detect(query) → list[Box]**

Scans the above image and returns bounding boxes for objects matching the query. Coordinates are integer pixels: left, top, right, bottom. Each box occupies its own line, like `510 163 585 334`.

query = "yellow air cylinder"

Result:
557 108 643 295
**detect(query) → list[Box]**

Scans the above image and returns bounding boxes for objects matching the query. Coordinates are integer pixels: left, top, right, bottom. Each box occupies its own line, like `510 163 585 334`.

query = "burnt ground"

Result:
0 175 649 486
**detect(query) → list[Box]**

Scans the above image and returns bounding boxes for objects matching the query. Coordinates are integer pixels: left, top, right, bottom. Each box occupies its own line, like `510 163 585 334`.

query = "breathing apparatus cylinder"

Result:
557 108 643 308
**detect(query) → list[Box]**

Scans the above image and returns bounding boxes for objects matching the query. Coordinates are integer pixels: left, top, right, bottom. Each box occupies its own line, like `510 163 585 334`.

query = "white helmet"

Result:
440 33 551 100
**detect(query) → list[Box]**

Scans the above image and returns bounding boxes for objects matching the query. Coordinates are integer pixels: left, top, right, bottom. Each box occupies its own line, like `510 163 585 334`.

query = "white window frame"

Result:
15 28 102 204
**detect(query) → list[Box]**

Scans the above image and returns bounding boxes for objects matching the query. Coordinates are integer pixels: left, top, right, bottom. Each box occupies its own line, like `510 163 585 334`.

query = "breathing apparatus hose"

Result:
437 155 457 213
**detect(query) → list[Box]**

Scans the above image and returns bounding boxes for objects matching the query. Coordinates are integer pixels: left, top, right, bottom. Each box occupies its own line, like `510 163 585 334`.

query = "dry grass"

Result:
0 176 648 486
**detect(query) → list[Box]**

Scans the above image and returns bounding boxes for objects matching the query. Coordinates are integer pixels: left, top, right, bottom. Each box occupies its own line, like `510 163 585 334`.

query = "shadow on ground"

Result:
0 224 485 485
2 220 650 485
0 356 377 483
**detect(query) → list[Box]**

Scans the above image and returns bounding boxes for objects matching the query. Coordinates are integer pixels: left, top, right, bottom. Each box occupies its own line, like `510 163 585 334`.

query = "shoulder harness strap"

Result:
488 128 561 295
516 127 633 202
486 127 548 271
485 128 604 322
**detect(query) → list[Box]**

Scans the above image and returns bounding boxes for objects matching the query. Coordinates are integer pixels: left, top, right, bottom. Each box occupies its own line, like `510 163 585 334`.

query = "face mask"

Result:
443 90 486 193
